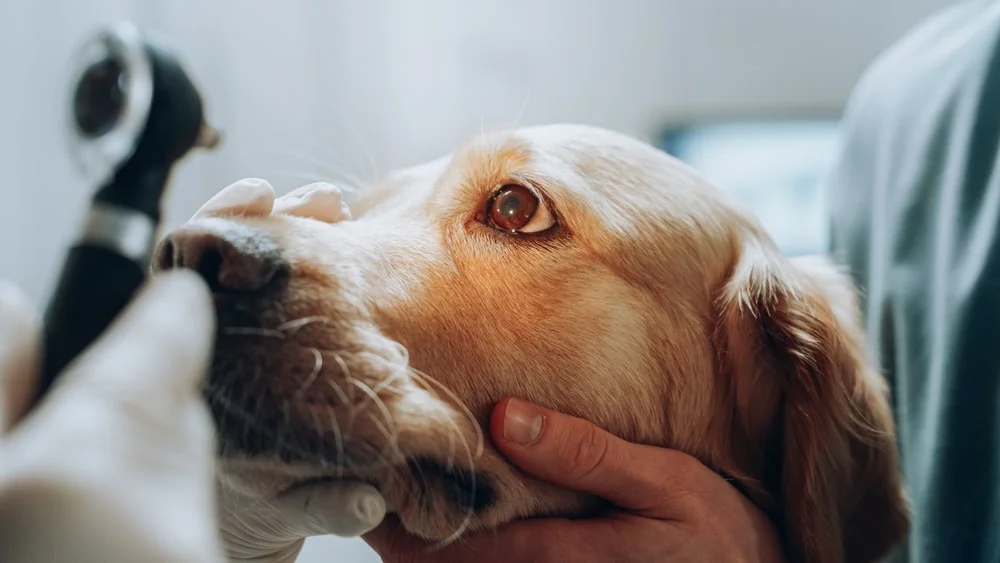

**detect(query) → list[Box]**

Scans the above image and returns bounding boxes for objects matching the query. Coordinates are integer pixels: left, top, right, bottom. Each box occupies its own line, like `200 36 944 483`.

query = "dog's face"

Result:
157 124 908 563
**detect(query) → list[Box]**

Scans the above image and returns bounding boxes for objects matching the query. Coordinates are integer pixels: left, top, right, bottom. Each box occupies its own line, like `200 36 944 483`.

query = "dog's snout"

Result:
154 220 286 293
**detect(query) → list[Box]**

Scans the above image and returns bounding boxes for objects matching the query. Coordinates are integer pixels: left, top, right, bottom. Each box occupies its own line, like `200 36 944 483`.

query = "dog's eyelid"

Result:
517 180 562 234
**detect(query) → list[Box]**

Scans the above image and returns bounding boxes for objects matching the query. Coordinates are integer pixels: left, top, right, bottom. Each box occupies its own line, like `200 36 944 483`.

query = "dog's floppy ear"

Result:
714 239 909 563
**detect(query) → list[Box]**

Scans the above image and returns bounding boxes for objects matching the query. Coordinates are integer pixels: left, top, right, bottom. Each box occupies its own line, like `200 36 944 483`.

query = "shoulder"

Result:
841 2 1000 143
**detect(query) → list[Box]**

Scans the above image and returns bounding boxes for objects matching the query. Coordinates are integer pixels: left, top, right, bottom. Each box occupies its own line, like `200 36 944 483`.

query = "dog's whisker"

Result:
366 411 403 463
446 427 457 473
312 97 381 185
407 364 485 460
322 378 352 411
276 399 292 455
277 316 332 333
331 353 357 403
326 411 346 479
309 409 331 469
323 377 352 409
246 366 267 450
509 91 532 131
292 91 381 185
394 366 482 547
349 378 399 443
248 146 364 189
212 321 484 545
293 348 324 401
210 383 235 459
370 365 408 396
267 170 362 192
348 351 481 546
362 352 480 478
360 352 468 446
428 410 479 551
222 327 286 339
204 390 322 462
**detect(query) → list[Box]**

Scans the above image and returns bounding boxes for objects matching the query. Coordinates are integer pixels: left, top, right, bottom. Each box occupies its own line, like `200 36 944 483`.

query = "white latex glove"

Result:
195 178 386 563
0 271 225 563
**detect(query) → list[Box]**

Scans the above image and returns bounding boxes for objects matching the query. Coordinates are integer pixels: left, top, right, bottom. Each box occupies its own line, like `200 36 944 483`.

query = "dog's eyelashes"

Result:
483 183 556 234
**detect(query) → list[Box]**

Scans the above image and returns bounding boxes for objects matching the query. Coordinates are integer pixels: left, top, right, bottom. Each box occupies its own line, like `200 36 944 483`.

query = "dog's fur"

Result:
160 124 909 563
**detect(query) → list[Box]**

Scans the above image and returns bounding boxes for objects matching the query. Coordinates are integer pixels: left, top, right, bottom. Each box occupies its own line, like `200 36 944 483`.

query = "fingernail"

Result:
192 178 275 219
503 398 545 445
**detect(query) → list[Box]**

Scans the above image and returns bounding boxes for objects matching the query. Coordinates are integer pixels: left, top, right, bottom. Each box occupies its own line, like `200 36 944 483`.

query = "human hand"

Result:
0 272 224 563
192 178 386 563
366 398 787 563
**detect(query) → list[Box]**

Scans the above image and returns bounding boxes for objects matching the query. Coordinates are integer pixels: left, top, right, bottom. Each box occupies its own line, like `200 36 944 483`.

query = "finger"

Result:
490 397 704 517
273 182 352 223
0 280 39 431
275 481 386 538
191 178 275 220
57 270 215 413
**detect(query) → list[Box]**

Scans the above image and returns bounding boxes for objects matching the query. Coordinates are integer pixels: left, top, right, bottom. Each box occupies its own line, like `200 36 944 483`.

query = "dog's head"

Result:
155 124 908 562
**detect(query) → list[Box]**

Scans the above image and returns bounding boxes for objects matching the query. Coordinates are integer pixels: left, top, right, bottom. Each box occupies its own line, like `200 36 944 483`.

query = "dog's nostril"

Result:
194 247 225 293
153 221 286 293
157 239 175 270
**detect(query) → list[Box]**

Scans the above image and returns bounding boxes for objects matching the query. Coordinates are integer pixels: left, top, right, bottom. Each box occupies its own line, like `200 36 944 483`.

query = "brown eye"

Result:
485 184 556 233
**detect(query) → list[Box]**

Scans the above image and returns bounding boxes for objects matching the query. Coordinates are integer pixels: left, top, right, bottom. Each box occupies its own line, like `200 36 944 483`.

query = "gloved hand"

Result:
0 271 225 563
194 178 386 563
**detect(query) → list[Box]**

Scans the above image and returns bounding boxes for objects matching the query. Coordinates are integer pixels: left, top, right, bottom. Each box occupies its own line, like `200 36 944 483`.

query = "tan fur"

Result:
168 124 909 562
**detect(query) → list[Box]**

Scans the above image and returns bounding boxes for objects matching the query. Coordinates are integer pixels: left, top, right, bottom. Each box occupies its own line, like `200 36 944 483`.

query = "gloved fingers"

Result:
273 182 352 223
54 270 215 416
273 480 386 538
192 178 276 220
0 280 39 432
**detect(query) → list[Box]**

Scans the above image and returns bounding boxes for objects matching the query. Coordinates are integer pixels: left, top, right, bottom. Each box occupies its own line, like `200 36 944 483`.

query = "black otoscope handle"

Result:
40 246 147 388
32 22 218 408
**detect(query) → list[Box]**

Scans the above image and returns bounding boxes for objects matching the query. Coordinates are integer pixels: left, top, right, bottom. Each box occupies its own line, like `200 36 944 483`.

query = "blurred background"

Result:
0 0 957 561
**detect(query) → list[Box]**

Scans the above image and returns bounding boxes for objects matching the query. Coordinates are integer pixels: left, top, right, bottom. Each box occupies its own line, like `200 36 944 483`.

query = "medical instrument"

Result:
33 22 220 407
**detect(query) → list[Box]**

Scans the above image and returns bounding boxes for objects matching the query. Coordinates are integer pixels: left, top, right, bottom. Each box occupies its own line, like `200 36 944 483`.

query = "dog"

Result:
154 124 909 563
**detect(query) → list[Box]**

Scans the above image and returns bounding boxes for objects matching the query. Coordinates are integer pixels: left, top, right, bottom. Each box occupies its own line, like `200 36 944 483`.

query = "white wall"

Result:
0 1 956 561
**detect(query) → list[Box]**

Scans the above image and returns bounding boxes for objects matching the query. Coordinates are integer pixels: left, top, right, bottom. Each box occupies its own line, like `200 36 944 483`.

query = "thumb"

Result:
273 481 387 538
52 270 215 416
490 398 702 517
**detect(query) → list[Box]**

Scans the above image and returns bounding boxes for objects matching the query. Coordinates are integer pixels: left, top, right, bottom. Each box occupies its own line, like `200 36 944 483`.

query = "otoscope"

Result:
32 22 221 408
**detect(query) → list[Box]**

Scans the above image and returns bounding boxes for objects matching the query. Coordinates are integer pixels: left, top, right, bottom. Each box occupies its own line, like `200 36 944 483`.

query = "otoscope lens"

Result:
73 57 127 138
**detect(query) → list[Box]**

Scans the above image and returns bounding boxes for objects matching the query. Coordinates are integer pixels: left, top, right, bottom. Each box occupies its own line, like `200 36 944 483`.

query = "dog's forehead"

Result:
351 155 452 218
355 124 725 236
374 124 674 186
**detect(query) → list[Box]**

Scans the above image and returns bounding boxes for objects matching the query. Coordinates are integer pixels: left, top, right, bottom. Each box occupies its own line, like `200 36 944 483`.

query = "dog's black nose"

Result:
153 219 286 293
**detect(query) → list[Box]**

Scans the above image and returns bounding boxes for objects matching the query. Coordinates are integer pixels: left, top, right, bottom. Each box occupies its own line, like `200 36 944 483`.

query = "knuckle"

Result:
663 451 713 511
669 450 704 482
559 422 611 480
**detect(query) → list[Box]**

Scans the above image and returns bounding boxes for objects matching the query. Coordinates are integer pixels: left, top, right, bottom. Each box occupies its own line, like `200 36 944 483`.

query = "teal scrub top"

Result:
828 2 1000 561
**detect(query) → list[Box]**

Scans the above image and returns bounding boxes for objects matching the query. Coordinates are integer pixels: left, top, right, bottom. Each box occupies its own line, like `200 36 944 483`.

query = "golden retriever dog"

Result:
154 124 909 563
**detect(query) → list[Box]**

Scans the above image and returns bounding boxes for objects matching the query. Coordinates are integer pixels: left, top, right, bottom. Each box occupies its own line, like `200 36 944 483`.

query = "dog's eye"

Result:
485 184 556 234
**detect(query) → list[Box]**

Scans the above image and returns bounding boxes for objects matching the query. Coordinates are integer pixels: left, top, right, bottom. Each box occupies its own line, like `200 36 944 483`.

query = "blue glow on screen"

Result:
658 120 841 256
